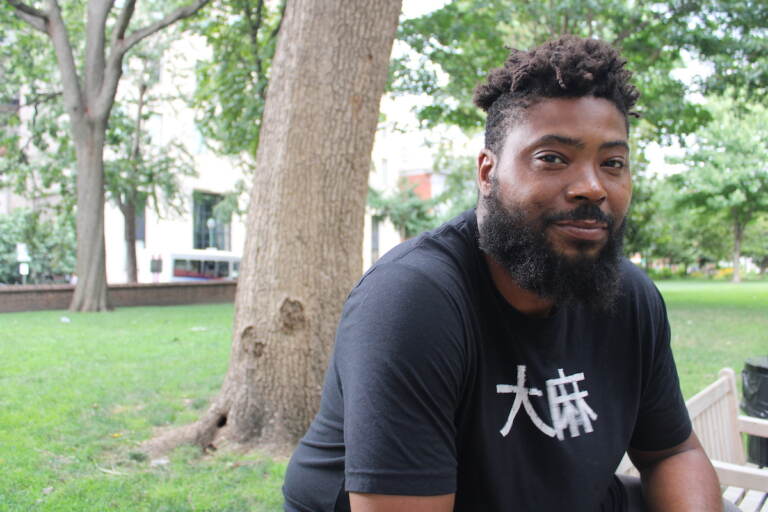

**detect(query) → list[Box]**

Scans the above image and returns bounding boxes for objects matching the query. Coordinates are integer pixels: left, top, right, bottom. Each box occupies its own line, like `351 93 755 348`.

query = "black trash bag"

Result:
742 356 768 466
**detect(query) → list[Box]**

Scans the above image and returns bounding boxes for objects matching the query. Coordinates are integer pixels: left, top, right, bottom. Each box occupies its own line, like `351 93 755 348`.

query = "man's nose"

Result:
566 165 607 204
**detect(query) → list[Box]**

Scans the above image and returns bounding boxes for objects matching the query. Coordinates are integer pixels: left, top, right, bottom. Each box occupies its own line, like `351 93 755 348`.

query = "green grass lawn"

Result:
0 304 284 511
0 281 765 510
656 280 768 398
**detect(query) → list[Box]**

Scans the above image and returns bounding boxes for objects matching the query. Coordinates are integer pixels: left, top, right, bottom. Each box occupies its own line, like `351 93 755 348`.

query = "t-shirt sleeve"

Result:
629 284 692 451
335 262 466 496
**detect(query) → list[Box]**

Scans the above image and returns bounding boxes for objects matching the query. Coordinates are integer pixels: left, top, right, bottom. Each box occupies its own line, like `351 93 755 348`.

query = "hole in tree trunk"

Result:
216 414 227 428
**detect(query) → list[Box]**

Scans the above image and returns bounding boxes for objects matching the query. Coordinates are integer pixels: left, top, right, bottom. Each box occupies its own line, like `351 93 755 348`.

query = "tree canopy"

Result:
385 0 768 275
670 97 768 281
191 0 283 162
393 0 725 143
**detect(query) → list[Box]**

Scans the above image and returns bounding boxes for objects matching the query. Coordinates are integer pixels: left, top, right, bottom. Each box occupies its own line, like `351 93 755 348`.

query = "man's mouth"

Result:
551 219 608 242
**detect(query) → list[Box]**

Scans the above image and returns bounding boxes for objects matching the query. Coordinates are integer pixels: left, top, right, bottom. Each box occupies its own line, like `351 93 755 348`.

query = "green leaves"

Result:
0 208 75 284
393 0 767 145
368 182 438 239
672 97 768 220
666 96 768 278
189 0 283 160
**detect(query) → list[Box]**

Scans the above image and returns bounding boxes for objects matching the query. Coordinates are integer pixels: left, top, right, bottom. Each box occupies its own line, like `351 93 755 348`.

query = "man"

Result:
283 36 726 511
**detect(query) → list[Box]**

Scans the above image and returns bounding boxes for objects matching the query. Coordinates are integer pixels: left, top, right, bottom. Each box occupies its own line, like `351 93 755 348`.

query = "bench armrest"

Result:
712 460 768 492
737 415 768 438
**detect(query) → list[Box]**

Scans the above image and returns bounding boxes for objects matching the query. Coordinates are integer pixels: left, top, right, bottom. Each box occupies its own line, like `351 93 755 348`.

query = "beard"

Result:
478 185 626 312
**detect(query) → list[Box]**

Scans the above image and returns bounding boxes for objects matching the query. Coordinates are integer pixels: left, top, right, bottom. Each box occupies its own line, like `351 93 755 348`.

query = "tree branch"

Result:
242 0 265 80
97 0 211 116
21 91 62 109
45 0 86 126
613 1 699 46
612 16 654 46
111 0 137 48
7 0 48 33
84 0 115 105
270 0 286 41
121 0 211 53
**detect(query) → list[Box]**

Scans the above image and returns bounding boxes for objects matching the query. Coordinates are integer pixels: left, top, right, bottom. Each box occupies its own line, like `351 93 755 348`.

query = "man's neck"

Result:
483 253 555 318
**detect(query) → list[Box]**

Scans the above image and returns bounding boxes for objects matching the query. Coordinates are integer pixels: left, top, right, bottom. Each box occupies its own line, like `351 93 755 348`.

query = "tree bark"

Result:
70 120 111 310
122 199 138 283
146 0 402 455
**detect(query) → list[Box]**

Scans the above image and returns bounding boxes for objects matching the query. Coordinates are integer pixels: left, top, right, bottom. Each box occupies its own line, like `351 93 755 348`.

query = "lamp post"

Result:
16 243 30 285
206 217 216 249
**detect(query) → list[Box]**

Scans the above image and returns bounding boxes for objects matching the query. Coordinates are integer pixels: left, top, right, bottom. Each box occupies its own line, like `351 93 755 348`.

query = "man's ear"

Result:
477 149 496 198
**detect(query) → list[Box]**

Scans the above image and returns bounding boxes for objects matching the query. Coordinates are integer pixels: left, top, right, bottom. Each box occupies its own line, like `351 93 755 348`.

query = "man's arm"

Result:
349 492 455 512
629 431 722 512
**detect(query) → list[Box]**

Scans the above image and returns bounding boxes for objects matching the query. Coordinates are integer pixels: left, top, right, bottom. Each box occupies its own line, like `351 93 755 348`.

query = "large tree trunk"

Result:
147 0 402 455
70 121 111 311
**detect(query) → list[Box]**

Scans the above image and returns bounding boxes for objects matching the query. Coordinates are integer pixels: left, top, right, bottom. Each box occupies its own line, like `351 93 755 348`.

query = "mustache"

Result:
543 203 614 228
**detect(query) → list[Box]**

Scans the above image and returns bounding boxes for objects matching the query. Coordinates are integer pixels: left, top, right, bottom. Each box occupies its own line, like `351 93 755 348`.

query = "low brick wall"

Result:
0 281 237 313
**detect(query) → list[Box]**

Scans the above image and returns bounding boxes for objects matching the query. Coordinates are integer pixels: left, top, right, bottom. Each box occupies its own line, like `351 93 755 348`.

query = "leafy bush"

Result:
647 267 688 280
0 208 75 284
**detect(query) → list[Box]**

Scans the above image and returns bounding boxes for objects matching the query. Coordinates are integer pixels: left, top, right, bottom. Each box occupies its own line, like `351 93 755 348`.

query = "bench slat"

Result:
738 489 767 511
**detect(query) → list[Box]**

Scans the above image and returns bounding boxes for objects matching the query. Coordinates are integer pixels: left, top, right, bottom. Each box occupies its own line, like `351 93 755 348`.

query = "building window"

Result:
193 191 230 250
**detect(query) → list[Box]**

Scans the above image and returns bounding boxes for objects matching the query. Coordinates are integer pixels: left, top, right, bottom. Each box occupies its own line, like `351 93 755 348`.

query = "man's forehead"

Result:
503 96 629 149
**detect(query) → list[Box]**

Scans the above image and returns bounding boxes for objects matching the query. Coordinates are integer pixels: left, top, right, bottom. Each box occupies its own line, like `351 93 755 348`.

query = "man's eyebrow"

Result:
600 140 630 151
532 134 585 148
528 135 630 152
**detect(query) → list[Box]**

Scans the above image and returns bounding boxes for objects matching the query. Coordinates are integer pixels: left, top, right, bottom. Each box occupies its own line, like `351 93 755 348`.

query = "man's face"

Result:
477 96 632 309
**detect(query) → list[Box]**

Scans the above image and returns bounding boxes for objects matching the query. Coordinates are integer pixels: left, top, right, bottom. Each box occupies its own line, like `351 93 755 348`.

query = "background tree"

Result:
393 0 717 140
105 46 196 283
743 215 768 275
5 0 210 311
146 0 403 454
623 172 661 269
671 98 768 282
182 0 284 221
368 181 436 239
686 0 768 100
385 0 768 258
191 0 283 167
430 142 478 223
0 6 75 216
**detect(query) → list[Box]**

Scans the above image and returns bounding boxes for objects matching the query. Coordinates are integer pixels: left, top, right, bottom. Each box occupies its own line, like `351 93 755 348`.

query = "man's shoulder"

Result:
616 259 666 313
619 260 660 294
366 210 479 283
342 211 480 325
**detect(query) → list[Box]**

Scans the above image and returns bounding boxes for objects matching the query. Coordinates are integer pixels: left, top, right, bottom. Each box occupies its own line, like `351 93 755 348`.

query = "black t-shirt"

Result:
283 210 691 512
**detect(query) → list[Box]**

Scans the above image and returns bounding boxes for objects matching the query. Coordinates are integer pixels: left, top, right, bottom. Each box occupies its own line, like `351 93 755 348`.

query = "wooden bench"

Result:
618 368 768 511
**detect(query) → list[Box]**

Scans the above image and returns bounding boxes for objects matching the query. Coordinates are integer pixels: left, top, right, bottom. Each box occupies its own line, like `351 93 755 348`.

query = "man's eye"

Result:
538 154 566 164
603 159 625 169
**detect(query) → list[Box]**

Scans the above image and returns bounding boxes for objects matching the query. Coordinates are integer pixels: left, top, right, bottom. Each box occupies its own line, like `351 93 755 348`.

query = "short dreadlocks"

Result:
474 35 640 156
